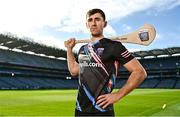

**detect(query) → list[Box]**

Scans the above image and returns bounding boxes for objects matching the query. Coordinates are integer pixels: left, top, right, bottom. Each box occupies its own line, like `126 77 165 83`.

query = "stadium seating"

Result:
0 48 74 89
156 78 177 88
139 78 160 88
174 78 180 88
0 48 179 90
0 49 67 69
0 76 78 90
140 57 179 70
115 78 127 88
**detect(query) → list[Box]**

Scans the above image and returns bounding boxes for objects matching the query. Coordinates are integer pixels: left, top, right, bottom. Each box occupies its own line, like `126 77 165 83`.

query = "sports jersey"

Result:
76 38 134 113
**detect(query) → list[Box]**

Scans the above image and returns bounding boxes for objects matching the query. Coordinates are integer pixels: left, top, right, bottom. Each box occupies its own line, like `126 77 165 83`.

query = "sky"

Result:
0 0 180 52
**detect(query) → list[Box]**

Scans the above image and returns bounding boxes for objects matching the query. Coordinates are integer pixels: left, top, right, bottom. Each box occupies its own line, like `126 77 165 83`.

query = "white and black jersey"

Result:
76 38 134 113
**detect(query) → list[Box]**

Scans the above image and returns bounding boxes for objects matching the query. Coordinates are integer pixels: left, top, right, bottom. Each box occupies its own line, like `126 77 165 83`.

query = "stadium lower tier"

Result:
0 77 179 90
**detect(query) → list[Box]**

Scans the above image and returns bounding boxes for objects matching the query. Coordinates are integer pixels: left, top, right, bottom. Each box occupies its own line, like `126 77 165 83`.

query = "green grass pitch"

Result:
0 89 180 116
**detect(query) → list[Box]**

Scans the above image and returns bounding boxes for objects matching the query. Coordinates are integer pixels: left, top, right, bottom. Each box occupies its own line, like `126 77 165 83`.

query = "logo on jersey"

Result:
96 48 104 56
78 54 103 68
80 62 103 68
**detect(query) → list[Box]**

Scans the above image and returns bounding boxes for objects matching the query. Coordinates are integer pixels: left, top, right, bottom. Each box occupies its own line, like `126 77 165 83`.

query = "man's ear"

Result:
104 21 107 27
86 22 89 29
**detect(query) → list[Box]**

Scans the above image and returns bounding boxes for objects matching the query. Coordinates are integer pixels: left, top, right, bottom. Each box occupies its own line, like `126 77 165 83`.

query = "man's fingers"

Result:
69 38 75 42
97 94 106 100
96 95 106 104
96 94 117 109
96 97 106 105
64 38 76 48
96 97 106 104
102 102 109 109
97 99 107 107
96 94 111 109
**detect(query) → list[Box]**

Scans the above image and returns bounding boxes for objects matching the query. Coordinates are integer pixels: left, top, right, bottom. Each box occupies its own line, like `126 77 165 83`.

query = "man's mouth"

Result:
90 28 97 31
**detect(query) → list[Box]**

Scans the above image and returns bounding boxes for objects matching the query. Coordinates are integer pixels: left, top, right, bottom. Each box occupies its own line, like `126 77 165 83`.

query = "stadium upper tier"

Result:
0 49 67 70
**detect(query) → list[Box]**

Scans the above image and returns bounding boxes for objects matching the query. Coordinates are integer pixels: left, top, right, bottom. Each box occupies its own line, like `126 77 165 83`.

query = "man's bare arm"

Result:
64 38 79 76
116 58 147 99
97 58 147 108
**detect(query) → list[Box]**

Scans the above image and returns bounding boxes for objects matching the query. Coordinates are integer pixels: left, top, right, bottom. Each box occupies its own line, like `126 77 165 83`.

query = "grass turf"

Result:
0 89 180 116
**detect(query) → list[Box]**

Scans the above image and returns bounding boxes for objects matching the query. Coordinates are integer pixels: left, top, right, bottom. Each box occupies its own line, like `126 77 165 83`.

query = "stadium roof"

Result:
0 34 67 58
0 33 179 59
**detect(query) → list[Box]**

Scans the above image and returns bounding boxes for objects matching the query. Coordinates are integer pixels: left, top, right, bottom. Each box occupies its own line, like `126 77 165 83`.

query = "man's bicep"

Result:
123 58 144 72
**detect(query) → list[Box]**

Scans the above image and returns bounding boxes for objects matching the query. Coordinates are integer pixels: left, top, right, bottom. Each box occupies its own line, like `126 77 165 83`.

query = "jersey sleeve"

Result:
112 41 134 65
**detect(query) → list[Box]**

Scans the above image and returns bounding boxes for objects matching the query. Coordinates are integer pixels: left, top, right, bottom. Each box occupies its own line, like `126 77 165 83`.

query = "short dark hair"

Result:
86 8 106 21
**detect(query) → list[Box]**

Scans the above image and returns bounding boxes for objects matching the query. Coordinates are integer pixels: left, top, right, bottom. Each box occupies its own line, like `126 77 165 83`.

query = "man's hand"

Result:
64 38 76 49
96 93 120 109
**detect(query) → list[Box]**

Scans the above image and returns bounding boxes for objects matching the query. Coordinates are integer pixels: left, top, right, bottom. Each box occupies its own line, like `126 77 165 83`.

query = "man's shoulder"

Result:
101 38 123 46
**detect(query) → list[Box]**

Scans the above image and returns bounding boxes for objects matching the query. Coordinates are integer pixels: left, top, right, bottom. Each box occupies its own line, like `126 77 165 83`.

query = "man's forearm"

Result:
67 48 79 76
117 70 146 100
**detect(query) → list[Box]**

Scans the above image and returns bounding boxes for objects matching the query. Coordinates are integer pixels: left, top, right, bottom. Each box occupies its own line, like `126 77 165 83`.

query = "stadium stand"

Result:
0 34 179 89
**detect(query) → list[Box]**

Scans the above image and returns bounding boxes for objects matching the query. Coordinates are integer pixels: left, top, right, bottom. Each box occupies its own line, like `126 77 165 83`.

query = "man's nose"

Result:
92 20 96 25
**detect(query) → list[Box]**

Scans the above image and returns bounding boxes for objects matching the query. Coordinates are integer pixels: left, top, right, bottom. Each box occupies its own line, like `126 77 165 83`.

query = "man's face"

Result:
86 13 106 37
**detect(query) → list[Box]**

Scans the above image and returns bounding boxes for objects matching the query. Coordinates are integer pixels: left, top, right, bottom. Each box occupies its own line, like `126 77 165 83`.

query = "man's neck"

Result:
91 35 104 42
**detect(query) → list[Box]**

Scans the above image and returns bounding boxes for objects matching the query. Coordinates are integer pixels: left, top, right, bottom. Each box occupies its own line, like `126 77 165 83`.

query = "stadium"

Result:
0 34 179 116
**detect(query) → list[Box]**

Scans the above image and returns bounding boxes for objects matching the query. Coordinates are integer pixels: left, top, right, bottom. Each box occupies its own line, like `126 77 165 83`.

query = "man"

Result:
64 8 147 116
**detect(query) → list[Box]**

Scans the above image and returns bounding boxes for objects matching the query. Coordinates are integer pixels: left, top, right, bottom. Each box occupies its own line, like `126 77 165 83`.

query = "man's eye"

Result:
88 19 92 22
95 18 101 21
